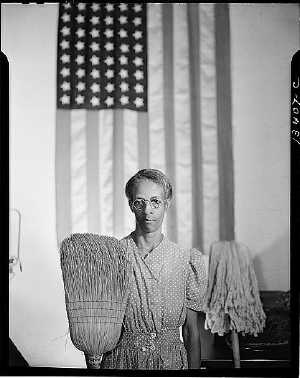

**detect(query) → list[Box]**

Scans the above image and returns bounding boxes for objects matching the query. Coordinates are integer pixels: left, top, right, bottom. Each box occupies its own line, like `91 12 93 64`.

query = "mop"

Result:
203 240 266 367
60 233 130 368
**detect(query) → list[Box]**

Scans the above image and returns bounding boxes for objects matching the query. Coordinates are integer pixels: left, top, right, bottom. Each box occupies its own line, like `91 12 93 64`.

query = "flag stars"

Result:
91 3 100 12
119 3 128 11
76 82 85 91
90 42 99 51
91 16 100 25
133 43 142 53
90 28 100 38
133 17 141 26
105 69 114 79
105 96 114 106
61 13 71 23
90 69 100 79
118 29 128 38
76 28 85 38
105 42 114 51
61 26 70 36
134 83 144 93
120 95 129 105
119 15 127 24
60 54 70 63
58 0 146 111
133 57 143 66
60 67 70 77
75 94 85 104
120 82 129 92
119 55 128 65
61 81 71 91
60 94 70 104
119 69 128 79
105 83 115 93
120 44 129 53
105 3 114 12
134 4 142 12
75 55 84 65
104 29 114 38
105 16 114 25
76 41 85 50
105 56 114 66
90 55 100 65
133 30 142 40
91 82 100 93
76 14 85 23
134 70 143 80
60 39 70 50
134 97 144 107
76 68 85 78
77 3 86 11
91 96 100 106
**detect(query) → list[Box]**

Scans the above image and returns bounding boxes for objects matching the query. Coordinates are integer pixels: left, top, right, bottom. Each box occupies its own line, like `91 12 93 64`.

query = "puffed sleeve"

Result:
186 248 208 312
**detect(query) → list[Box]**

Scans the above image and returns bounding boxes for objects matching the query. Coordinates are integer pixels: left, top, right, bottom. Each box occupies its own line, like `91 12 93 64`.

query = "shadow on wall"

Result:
252 231 290 291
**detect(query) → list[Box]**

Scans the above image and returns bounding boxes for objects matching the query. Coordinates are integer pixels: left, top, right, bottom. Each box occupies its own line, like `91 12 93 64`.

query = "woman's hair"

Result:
125 169 173 202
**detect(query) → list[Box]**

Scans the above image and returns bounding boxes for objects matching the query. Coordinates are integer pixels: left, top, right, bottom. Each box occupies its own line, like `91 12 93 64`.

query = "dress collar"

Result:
128 233 167 280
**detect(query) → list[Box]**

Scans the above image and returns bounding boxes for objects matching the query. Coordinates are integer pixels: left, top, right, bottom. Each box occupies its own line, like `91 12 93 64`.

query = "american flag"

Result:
57 2 147 111
55 3 234 253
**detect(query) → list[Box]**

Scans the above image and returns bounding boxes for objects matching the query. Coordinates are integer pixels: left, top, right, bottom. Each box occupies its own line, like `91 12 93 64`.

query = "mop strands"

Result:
204 241 266 337
60 233 130 368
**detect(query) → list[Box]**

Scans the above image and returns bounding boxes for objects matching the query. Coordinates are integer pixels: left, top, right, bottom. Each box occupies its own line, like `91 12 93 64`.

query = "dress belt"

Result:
119 328 182 353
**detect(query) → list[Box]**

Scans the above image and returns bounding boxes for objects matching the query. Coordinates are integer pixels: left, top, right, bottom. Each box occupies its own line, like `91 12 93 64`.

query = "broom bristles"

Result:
60 233 130 355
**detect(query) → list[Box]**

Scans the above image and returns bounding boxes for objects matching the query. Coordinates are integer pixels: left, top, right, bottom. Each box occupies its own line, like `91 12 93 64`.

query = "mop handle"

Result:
231 330 240 368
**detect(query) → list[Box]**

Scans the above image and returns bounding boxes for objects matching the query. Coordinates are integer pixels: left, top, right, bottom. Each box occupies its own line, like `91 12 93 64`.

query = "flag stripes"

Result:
162 4 177 243
55 3 234 253
200 4 220 253
187 4 204 251
137 112 149 170
86 110 100 234
146 4 167 238
173 4 192 248
147 4 165 175
112 109 125 237
123 109 139 235
98 110 114 236
70 109 88 232
55 109 72 244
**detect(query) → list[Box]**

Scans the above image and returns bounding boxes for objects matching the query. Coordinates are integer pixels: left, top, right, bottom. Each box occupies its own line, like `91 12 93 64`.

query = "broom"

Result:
60 233 130 368
203 240 266 368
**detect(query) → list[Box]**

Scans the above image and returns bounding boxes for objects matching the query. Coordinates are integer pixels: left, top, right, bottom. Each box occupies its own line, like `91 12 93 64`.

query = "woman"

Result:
100 169 207 369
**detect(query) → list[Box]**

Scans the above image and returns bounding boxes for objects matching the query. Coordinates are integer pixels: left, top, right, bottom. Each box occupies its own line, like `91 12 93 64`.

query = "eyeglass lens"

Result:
133 198 163 210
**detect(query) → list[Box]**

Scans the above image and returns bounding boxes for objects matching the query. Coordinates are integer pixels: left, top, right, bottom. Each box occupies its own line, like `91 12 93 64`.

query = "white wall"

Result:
2 3 297 368
3 4 86 368
230 4 297 291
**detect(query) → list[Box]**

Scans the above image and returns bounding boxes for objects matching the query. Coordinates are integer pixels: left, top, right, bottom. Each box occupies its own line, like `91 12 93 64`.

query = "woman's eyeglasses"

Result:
132 198 164 211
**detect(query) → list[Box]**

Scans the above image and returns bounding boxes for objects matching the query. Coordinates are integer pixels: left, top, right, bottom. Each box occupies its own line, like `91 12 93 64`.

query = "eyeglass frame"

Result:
130 197 166 212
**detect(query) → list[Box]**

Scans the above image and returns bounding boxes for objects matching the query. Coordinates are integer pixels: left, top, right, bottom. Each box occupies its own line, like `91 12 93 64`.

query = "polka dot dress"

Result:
101 233 207 370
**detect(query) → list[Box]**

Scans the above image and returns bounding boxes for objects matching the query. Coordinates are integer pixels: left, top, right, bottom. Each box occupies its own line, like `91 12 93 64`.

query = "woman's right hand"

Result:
84 353 102 369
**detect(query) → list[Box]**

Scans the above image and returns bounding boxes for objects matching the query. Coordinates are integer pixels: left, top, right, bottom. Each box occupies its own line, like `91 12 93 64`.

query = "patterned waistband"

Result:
119 328 182 353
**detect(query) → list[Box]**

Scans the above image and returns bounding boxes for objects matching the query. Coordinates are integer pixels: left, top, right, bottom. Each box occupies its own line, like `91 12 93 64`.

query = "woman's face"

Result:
130 179 168 234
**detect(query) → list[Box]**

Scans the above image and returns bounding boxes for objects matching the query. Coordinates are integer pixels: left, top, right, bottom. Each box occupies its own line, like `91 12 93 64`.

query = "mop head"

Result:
60 233 130 356
203 241 266 336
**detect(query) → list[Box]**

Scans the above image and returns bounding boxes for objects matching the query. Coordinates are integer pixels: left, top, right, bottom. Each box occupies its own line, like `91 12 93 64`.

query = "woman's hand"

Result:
84 353 102 369
182 308 201 369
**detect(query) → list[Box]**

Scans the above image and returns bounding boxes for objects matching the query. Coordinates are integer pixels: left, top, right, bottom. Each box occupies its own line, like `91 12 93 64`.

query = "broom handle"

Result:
84 353 103 369
231 330 240 368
